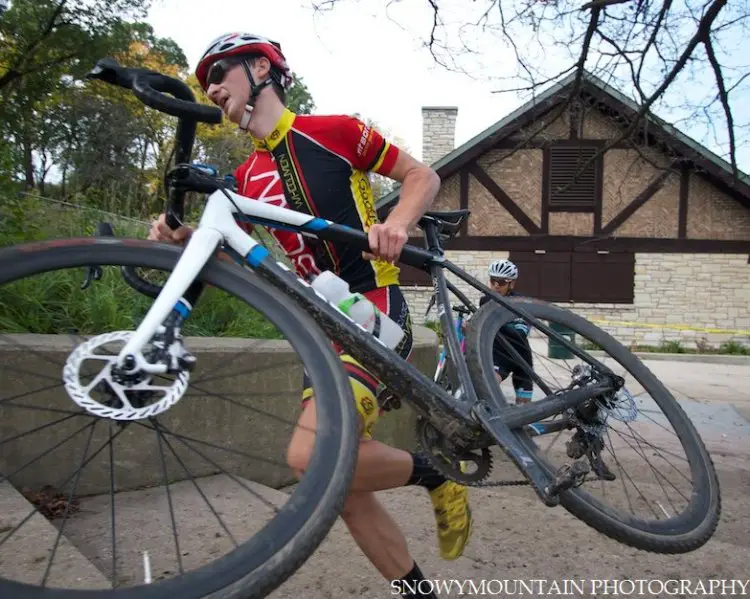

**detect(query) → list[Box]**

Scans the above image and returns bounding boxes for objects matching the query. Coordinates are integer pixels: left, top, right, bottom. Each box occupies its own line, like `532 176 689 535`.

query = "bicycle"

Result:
427 284 474 396
0 58 721 598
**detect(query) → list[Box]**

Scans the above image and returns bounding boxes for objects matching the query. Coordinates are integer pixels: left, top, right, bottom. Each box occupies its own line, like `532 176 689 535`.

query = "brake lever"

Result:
82 222 115 289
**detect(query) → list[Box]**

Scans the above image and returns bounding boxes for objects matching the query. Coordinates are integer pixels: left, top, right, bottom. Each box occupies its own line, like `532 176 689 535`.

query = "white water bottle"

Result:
311 271 405 350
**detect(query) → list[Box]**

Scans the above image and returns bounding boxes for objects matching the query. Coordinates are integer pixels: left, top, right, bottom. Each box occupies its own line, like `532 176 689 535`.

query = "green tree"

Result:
0 0 151 92
0 0 153 189
287 73 315 115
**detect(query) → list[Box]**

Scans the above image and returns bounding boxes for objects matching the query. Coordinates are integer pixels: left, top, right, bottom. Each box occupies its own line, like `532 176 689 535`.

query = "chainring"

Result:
415 417 530 488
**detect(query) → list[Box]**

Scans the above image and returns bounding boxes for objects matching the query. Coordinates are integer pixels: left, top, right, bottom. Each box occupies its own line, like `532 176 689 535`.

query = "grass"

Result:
582 339 749 356
0 194 283 339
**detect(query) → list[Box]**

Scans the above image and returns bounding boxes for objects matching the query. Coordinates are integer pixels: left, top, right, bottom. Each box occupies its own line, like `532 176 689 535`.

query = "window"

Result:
398 263 432 286
547 144 601 212
509 250 634 303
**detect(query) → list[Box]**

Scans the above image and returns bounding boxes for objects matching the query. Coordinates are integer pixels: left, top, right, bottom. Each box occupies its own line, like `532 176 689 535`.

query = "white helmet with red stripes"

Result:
195 32 294 129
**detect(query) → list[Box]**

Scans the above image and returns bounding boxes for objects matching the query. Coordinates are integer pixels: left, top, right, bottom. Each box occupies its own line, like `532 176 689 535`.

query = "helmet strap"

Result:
237 59 274 131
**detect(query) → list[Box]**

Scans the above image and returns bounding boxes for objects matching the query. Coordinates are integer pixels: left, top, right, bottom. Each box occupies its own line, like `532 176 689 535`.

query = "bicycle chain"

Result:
415 418 531 488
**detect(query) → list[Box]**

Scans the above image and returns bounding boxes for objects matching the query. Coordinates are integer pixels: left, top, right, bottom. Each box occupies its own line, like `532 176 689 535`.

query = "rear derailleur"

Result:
553 365 620 483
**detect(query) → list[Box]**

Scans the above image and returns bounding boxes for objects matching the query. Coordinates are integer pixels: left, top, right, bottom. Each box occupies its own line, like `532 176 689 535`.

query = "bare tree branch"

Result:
703 35 737 178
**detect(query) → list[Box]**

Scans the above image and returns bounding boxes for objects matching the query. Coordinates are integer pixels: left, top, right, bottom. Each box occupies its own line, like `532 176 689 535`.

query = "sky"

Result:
144 0 749 174
144 0 545 159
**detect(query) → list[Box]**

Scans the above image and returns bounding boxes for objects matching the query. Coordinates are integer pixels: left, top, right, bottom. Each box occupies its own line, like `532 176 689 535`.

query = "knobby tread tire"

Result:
464 296 721 554
0 237 360 599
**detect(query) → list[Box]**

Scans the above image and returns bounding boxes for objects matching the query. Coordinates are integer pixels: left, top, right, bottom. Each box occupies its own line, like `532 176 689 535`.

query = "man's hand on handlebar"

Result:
148 213 193 245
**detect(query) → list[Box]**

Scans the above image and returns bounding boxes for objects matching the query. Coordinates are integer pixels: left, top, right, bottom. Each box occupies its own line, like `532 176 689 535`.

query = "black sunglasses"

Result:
206 58 242 87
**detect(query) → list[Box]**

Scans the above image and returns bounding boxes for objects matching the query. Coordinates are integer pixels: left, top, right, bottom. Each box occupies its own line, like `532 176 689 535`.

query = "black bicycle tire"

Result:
464 297 721 554
0 237 360 599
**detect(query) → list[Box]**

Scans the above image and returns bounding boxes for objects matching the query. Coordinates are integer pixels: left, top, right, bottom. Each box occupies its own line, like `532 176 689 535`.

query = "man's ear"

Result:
256 56 271 77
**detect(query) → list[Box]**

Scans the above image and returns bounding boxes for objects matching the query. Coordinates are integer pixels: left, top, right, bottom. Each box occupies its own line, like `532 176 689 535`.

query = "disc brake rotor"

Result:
63 331 189 420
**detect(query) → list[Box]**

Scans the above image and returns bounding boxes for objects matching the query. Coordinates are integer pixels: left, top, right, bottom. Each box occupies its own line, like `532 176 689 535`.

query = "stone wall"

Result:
402 249 510 321
0 327 439 495
402 252 750 348
421 106 458 166
556 253 750 348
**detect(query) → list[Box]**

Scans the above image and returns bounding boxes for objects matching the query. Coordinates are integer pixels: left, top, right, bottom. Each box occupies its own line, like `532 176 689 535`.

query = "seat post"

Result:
422 218 444 255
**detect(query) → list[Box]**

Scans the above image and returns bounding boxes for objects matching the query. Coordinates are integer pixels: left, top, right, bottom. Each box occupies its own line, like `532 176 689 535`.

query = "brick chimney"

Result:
421 106 458 166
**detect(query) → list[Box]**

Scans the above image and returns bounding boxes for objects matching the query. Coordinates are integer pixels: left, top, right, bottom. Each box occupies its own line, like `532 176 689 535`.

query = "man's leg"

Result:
286 389 472 577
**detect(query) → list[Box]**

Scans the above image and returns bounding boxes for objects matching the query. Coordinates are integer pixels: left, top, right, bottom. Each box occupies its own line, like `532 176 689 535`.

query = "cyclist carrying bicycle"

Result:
148 32 470 599
481 259 534 404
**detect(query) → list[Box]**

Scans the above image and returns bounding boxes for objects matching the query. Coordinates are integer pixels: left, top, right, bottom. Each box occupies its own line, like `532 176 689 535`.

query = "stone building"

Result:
377 72 750 349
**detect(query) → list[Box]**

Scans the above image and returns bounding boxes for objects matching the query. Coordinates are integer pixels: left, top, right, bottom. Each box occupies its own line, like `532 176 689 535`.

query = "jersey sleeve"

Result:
334 115 401 176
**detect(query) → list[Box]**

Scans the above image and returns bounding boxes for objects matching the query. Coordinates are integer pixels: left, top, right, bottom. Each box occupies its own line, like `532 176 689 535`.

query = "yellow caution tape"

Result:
589 319 750 336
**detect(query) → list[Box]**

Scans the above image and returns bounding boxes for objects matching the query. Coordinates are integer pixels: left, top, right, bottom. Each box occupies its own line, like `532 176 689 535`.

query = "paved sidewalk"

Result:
3 357 748 597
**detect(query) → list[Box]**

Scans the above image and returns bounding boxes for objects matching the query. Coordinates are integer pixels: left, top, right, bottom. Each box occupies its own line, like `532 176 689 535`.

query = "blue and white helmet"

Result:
488 259 518 280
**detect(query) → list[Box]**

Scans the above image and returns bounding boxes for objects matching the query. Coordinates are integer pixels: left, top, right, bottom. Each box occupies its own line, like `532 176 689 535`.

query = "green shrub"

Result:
0 194 282 339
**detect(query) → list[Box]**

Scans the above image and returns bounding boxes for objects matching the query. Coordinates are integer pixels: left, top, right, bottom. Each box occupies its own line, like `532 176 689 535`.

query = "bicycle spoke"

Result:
152 418 184 576
157 425 238 548
187 380 315 435
135 421 281 515
0 333 68 371
0 413 80 448
636 408 681 438
0 382 66 406
604 430 661 519
602 427 641 517
189 359 301 387
0 420 95 487
0 362 62 383
188 352 300 387
1 422 126 551
108 422 118 589
136 421 290 470
0 401 93 417
609 423 689 465
611 424 690 504
41 421 99 587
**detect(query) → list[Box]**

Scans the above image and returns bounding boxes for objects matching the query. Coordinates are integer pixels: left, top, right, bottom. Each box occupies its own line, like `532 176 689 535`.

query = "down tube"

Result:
251 257 481 443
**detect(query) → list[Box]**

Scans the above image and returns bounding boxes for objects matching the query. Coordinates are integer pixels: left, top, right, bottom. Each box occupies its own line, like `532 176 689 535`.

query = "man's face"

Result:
206 57 270 125
490 277 515 296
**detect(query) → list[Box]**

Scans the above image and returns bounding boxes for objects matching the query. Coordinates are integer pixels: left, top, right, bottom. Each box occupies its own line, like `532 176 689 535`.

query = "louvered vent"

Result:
548 146 598 209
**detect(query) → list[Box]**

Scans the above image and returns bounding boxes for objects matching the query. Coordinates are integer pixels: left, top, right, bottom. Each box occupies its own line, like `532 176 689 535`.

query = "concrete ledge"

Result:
589 349 750 366
0 326 438 496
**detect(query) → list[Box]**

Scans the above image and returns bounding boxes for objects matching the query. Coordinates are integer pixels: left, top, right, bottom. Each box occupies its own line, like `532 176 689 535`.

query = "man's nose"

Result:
206 84 220 102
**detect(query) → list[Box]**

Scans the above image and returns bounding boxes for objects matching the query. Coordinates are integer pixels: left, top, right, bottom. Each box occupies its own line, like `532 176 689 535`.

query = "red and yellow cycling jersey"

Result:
234 108 402 293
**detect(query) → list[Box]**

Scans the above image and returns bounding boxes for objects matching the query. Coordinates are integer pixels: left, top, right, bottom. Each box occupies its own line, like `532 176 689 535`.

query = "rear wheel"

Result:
465 297 721 553
0 237 359 598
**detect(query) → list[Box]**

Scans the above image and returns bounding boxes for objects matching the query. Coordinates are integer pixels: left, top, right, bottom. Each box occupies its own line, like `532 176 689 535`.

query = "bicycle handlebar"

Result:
87 57 222 124
85 57 223 228
85 57 224 299
132 72 222 124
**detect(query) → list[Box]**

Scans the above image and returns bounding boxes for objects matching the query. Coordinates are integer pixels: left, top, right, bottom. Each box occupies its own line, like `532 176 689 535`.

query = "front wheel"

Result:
465 297 721 554
0 237 359 598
